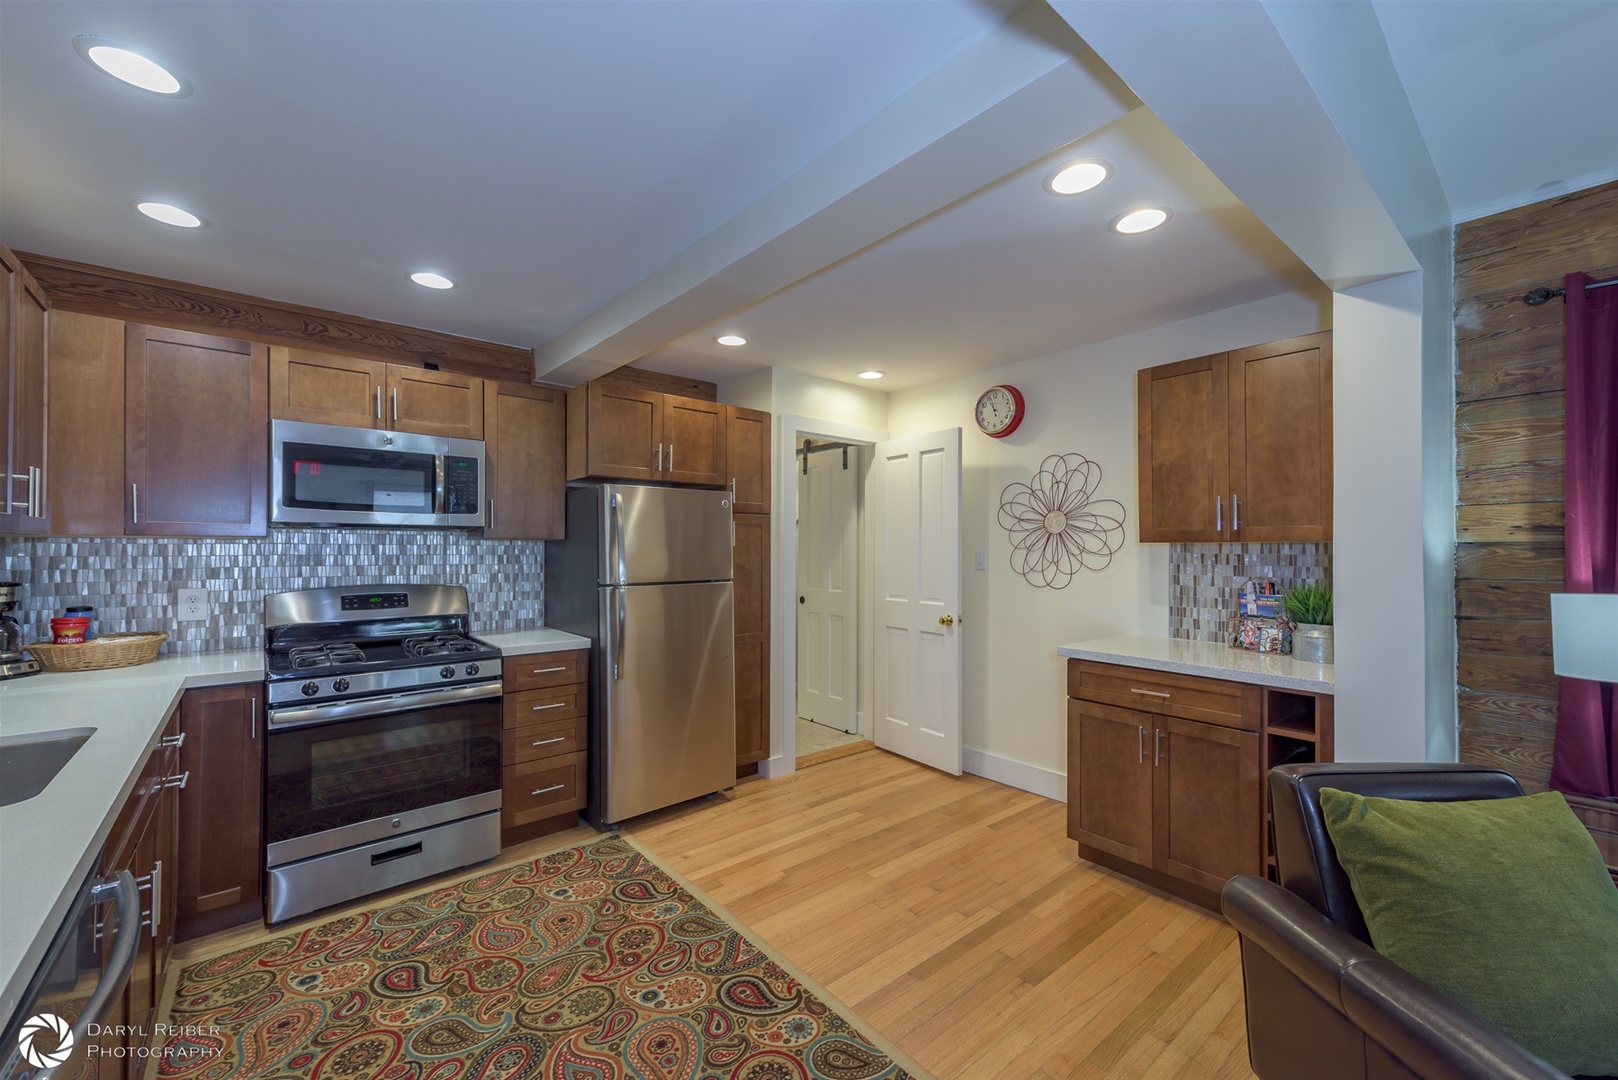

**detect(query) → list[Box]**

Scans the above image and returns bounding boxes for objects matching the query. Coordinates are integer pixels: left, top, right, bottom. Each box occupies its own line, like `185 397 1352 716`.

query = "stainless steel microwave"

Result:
270 419 485 527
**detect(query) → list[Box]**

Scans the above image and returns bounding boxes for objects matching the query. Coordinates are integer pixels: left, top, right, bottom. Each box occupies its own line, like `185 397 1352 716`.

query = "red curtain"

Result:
1551 272 1618 800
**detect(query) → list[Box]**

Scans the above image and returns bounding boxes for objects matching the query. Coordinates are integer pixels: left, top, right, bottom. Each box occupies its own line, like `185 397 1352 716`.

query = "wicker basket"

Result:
26 631 169 672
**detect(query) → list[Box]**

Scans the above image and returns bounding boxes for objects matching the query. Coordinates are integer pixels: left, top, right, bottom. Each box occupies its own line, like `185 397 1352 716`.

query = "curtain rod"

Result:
1521 275 1618 305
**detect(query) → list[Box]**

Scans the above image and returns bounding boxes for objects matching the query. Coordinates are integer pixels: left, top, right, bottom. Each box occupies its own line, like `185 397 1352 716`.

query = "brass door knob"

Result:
938 614 955 626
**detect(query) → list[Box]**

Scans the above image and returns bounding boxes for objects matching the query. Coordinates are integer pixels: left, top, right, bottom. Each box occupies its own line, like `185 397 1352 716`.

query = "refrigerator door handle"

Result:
613 588 626 681
610 491 626 584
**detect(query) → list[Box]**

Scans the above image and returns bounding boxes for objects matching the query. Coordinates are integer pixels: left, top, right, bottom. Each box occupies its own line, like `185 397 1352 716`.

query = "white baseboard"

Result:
759 754 794 779
962 748 1067 802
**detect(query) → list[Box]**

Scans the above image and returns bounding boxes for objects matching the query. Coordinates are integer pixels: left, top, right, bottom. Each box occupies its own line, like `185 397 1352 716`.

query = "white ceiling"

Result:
1373 0 1618 223
642 108 1319 391
1 1 1613 393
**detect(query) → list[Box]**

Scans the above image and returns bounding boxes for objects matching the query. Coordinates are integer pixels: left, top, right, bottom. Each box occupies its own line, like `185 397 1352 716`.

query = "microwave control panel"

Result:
443 457 481 515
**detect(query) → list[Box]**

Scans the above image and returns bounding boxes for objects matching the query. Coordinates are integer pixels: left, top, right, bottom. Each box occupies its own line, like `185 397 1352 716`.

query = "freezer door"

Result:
599 484 734 584
599 581 736 823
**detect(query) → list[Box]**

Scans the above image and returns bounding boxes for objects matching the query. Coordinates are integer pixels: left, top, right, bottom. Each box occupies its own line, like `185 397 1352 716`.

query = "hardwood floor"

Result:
173 750 1255 1079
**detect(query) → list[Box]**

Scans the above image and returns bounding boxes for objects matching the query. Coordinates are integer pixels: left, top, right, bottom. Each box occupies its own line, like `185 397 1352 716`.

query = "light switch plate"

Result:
974 549 988 571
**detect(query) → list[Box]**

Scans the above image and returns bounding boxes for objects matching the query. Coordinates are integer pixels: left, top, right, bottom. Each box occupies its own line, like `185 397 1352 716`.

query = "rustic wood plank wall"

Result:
1453 180 1618 792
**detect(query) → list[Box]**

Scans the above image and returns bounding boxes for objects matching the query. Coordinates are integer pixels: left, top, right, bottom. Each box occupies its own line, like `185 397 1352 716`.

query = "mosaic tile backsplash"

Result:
1169 542 1331 642
1 529 546 654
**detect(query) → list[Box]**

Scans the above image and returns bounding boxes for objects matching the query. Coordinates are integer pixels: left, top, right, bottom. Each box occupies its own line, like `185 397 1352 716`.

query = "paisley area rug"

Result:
157 836 927 1080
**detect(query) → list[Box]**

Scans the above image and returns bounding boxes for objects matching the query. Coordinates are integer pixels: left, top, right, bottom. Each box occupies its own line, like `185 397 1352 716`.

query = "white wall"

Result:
886 288 1329 784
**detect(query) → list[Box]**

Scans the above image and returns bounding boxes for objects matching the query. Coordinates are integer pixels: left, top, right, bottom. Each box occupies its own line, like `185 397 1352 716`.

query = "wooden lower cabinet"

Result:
98 711 183 1075
1066 660 1264 909
175 684 264 941
734 513 770 767
501 650 589 845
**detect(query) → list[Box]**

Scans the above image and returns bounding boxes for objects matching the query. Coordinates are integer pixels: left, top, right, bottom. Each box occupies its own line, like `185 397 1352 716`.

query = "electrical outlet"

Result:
974 549 988 571
176 588 210 622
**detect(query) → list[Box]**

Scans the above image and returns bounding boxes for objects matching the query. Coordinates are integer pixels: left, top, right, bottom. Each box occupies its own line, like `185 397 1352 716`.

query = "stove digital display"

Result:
340 593 410 612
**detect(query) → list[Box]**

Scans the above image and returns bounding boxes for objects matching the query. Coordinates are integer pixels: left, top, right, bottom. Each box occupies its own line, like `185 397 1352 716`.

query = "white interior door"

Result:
796 447 860 733
872 429 962 775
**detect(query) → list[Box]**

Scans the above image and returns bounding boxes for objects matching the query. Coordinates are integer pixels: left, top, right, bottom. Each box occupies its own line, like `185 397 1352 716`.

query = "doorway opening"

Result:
794 437 874 768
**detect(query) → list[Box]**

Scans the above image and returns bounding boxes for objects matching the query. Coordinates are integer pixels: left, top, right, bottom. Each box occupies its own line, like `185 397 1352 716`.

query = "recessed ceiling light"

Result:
135 201 203 228
411 272 455 290
1112 207 1172 234
1046 160 1109 195
716 335 747 347
857 370 885 380
74 36 190 96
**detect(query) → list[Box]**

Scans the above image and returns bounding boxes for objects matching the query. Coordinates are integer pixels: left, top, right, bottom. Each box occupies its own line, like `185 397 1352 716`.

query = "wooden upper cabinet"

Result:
485 380 565 540
1 243 50 535
48 313 126 536
663 396 726 486
726 405 771 514
387 365 484 439
269 346 385 428
568 381 663 481
1137 354 1228 543
125 324 267 537
1227 332 1332 542
269 347 484 438
1137 330 1332 543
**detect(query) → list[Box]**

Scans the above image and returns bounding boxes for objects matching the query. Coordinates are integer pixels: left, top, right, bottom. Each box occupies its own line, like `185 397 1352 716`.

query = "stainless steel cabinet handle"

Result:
532 666 565 675
531 702 565 711
488 498 495 531
1215 495 1222 532
29 466 40 518
668 442 674 472
161 771 190 790
392 387 399 421
1232 492 1240 531
375 385 383 420
139 861 164 935
1138 726 1146 764
730 477 736 497
531 783 565 796
250 697 259 740
5 472 24 512
531 736 566 747
656 443 663 472
1131 688 1171 699
1155 729 1165 766
161 732 186 749
132 483 140 525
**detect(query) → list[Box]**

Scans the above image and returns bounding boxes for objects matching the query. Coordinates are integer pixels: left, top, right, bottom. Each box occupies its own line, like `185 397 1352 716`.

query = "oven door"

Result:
265 687 501 867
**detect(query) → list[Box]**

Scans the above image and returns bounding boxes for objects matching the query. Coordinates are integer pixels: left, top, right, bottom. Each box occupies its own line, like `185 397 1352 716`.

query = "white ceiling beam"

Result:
533 2 1140 385
1048 0 1421 291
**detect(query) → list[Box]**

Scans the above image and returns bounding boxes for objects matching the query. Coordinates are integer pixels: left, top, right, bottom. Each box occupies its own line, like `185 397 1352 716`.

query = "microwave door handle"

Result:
434 455 447 514
70 872 142 1060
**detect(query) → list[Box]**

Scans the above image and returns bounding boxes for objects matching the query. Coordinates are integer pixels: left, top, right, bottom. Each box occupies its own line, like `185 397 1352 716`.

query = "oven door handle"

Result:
268 681 503 730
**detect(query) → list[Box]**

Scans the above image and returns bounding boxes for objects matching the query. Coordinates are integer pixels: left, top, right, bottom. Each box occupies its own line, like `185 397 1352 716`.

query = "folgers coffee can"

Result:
51 617 91 644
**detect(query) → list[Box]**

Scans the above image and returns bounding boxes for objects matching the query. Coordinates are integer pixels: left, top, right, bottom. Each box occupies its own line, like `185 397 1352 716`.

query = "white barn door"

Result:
872 429 962 775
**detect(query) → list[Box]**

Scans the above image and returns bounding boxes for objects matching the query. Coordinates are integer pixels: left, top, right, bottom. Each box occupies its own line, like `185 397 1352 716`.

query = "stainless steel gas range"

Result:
262 584 503 923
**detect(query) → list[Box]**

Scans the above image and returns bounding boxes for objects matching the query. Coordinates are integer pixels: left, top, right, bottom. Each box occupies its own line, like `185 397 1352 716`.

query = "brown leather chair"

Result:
1222 762 1603 1080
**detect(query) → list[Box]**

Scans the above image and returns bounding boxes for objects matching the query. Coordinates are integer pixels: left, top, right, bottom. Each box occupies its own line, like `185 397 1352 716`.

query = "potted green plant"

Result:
1285 582 1334 664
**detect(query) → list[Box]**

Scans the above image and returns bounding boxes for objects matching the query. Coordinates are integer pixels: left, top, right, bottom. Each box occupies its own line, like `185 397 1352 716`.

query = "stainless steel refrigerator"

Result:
546 483 736 827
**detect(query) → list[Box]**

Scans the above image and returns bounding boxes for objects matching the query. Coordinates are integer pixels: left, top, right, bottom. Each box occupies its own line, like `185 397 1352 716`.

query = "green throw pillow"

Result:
1319 787 1618 1077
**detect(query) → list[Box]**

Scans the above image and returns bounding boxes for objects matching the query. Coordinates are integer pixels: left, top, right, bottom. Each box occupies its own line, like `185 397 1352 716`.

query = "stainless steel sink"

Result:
0 728 95 806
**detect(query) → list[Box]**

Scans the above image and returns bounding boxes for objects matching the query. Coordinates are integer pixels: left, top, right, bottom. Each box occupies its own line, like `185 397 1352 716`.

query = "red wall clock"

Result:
974 384 1025 439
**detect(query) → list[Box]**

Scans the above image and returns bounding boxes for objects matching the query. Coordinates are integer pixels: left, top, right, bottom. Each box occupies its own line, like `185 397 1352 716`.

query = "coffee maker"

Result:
0 582 42 680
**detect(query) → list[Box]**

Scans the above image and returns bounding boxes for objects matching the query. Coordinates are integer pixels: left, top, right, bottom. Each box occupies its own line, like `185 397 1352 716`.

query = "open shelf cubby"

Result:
1260 687 1335 883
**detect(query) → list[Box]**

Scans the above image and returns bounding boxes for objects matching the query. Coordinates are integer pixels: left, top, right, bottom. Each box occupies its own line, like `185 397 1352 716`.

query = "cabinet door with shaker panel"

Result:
175 684 264 941
1 241 50 535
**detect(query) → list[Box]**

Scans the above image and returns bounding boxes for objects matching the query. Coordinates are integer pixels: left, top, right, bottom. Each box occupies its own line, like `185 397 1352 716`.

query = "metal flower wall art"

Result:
997 454 1127 587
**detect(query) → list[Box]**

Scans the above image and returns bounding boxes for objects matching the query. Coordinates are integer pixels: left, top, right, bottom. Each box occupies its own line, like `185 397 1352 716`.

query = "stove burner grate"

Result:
404 634 481 658
287 642 366 670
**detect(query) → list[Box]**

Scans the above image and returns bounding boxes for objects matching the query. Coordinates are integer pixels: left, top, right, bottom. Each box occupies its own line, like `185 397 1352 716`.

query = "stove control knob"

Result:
332 677 350 693
465 663 480 677
440 666 455 679
301 681 320 697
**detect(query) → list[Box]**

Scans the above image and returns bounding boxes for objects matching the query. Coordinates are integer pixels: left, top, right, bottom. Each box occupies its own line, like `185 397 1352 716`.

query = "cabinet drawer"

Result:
502 650 587 692
502 753 586 829
503 684 586 728
1068 660 1258 731
504 715 587 765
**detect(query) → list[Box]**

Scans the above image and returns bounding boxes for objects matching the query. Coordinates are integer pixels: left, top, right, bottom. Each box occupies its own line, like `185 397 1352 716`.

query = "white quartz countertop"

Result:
1057 634 1333 693
479 628 591 655
0 650 264 1025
